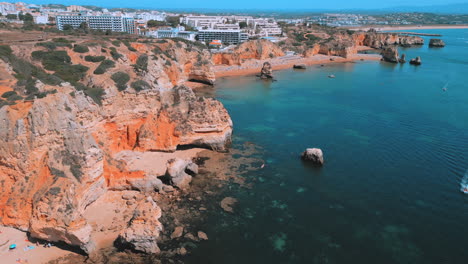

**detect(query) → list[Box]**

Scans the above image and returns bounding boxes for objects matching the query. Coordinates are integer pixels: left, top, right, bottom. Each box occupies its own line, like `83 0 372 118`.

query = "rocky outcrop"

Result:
293 64 306 69
212 39 284 65
301 148 324 165
410 56 422 65
429 39 446 47
118 197 163 254
303 44 321 57
318 40 357 58
399 54 406 63
259 62 274 79
0 39 232 252
164 158 198 189
355 32 424 49
380 46 399 63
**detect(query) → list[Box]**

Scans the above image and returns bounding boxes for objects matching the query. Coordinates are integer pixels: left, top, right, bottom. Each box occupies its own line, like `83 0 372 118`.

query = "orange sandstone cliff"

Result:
0 38 231 253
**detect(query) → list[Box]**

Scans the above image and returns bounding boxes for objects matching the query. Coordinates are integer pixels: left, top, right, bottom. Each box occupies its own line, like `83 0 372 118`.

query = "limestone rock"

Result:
171 226 184 239
165 158 199 189
197 231 208 240
118 197 163 254
399 54 406 63
259 62 274 79
212 39 284 66
410 56 422 65
301 148 324 165
220 197 238 213
380 46 399 63
293 64 307 69
429 38 445 47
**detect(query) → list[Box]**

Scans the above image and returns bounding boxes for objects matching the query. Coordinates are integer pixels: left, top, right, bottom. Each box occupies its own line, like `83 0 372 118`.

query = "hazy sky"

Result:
7 0 468 10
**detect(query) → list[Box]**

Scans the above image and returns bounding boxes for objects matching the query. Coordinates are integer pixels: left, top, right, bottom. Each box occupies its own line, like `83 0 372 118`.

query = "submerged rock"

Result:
380 46 399 63
301 148 324 165
220 197 238 213
171 226 184 239
409 56 422 65
259 62 274 79
429 38 446 47
197 231 208 240
293 64 307 69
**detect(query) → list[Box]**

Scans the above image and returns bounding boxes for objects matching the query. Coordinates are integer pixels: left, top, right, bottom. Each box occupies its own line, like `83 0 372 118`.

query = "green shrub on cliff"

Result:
0 45 12 57
131 80 150 92
132 54 148 73
85 55 106 62
93 59 115 74
31 50 88 84
111 72 130 91
84 87 105 105
109 47 122 60
73 44 89 53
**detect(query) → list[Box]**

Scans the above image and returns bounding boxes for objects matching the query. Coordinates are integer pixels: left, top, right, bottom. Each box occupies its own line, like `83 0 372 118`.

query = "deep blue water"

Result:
187 29 468 264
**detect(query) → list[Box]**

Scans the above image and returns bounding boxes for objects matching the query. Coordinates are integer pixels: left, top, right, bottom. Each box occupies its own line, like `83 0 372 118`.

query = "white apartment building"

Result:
214 23 240 30
197 29 248 44
0 2 16 14
136 12 166 22
56 15 136 34
66 5 90 12
33 14 49 24
148 27 196 41
182 15 225 28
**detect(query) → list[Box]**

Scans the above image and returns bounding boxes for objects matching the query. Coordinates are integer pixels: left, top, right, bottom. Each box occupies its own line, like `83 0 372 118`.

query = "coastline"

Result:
348 24 468 31
213 53 382 78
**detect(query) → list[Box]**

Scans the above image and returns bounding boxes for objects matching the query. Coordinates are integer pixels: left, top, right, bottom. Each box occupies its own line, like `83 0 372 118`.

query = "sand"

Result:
0 226 78 264
214 53 382 78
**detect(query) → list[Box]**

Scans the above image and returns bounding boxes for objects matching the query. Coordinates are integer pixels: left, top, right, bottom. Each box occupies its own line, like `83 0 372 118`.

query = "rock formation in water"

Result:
399 54 407 63
293 64 307 69
410 56 422 65
354 32 424 49
380 46 399 63
259 62 274 79
429 38 446 47
301 148 324 165
0 37 232 253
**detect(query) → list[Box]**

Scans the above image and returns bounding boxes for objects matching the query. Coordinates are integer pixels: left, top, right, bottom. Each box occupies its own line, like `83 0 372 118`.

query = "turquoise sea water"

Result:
187 29 468 263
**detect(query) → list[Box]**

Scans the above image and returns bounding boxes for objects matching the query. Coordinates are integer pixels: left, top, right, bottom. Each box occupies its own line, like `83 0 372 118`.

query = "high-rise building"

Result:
56 15 136 34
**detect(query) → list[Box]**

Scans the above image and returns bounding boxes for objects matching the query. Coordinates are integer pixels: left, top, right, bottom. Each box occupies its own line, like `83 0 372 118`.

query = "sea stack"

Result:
380 46 399 63
399 54 406 63
259 62 274 79
301 148 324 166
429 39 446 47
410 56 422 65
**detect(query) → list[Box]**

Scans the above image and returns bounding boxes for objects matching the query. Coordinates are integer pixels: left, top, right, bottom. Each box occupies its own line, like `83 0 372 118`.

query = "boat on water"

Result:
461 170 468 194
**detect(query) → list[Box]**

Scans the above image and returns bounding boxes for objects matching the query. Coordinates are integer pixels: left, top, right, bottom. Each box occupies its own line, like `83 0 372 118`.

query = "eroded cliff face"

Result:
0 39 231 253
212 39 285 65
354 32 424 49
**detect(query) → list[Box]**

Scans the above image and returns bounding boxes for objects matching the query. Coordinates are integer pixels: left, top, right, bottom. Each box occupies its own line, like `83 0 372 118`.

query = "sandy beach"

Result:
214 53 382 78
348 25 468 31
0 226 78 264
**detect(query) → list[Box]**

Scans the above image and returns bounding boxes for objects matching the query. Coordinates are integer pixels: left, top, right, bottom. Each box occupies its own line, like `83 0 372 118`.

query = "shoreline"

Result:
347 25 468 31
214 53 382 78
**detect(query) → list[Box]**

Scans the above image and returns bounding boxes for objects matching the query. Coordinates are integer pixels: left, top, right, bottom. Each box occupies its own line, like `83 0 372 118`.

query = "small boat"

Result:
328 74 335 78
461 170 468 194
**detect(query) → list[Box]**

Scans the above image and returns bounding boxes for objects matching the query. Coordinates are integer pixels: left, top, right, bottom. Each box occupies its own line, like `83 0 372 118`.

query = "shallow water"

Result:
187 29 468 264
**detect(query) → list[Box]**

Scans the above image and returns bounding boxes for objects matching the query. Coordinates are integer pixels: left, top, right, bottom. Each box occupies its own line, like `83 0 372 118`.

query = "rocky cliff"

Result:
212 39 284 65
0 37 231 253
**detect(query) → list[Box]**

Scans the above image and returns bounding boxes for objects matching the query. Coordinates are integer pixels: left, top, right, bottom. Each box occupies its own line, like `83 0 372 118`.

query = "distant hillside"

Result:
379 3 468 14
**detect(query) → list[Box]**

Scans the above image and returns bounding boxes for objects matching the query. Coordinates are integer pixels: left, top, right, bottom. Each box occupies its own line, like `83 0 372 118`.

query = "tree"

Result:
6 14 17 20
166 16 180 27
24 13 34 22
63 24 73 31
147 20 165 27
239 21 248 29
18 11 24 20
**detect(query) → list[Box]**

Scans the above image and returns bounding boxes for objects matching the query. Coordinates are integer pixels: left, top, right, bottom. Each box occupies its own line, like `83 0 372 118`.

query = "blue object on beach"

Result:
9 244 17 249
